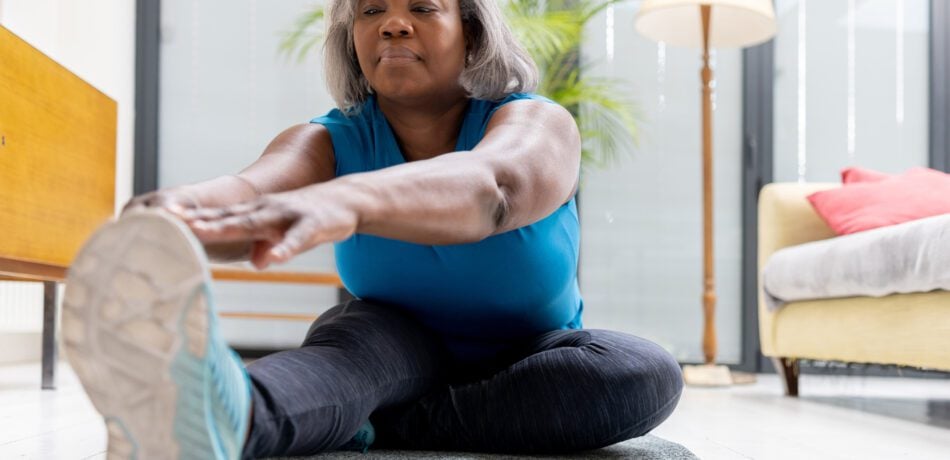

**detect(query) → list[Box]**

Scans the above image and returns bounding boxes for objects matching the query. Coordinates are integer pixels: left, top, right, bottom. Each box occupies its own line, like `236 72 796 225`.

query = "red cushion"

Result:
841 166 892 184
808 167 950 235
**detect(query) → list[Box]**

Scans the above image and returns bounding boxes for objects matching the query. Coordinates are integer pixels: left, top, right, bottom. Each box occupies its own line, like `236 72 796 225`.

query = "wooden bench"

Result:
1 25 344 388
0 24 117 390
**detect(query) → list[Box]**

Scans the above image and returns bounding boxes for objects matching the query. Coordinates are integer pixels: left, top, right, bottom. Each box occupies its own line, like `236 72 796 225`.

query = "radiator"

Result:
0 281 44 333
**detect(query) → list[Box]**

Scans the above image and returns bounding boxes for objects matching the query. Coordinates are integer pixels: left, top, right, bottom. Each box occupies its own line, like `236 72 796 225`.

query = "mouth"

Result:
378 46 420 64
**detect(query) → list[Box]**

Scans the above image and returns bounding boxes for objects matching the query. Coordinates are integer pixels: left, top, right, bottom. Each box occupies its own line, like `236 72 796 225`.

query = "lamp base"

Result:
682 364 757 386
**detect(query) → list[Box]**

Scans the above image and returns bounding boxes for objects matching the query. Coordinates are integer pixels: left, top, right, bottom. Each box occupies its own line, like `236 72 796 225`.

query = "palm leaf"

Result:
279 7 325 62
505 10 580 66
549 68 639 169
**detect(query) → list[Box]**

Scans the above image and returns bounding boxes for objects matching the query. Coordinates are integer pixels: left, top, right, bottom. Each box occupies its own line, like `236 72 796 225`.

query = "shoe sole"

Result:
63 210 226 460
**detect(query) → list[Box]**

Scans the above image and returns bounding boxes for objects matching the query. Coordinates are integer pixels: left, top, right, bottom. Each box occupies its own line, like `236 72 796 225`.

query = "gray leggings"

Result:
243 300 683 458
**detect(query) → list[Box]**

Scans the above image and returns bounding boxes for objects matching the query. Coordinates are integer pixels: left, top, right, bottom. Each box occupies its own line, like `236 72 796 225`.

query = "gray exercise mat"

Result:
272 435 699 459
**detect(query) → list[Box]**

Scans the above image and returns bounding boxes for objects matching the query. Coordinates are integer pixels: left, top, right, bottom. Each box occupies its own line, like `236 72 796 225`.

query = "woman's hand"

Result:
121 187 200 217
179 184 359 270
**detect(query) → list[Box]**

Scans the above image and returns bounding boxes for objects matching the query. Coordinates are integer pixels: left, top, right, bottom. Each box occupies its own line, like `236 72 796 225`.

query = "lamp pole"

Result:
700 4 717 365
635 0 775 385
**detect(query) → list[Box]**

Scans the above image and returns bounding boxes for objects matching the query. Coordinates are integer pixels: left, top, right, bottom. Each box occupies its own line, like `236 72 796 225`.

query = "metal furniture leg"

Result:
41 281 58 390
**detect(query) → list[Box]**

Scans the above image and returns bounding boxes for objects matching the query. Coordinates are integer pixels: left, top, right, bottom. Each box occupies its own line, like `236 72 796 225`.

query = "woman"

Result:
63 0 683 458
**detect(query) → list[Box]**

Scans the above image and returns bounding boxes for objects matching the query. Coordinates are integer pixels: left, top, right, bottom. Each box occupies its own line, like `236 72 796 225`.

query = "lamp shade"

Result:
635 0 777 48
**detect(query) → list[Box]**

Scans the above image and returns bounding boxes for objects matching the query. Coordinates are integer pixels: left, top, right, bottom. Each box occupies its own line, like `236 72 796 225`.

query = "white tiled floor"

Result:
651 373 950 459
2 362 949 459
1 363 106 459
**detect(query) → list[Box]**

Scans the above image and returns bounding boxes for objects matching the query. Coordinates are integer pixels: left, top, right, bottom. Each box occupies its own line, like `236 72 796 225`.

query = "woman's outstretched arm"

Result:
182 100 581 268
124 123 335 262
342 100 581 242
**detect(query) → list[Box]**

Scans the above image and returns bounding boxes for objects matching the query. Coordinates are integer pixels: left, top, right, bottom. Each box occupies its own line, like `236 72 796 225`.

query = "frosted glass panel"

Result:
580 2 743 364
159 0 337 348
773 0 929 182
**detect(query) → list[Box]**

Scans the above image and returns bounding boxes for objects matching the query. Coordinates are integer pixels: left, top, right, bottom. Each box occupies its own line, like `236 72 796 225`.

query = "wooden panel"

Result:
218 311 319 322
0 258 66 282
0 25 117 268
210 267 343 286
0 264 342 286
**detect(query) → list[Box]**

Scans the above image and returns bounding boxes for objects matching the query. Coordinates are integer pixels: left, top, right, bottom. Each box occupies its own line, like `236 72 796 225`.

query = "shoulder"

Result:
309 107 364 148
466 93 561 139
309 100 378 176
487 93 565 124
482 92 556 117
310 102 373 131
483 93 574 133
498 92 555 105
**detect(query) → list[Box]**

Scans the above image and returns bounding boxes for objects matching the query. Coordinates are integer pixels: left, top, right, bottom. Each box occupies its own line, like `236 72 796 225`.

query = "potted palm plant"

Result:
280 0 638 170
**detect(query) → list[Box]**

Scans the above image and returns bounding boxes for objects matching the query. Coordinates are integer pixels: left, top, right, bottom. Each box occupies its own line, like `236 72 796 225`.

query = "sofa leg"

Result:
771 357 799 397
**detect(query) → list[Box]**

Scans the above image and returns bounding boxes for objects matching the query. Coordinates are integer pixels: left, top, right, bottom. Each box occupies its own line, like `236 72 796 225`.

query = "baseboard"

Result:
0 331 41 364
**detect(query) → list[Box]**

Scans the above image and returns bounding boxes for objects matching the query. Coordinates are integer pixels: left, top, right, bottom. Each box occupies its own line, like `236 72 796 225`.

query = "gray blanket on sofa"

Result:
762 213 950 310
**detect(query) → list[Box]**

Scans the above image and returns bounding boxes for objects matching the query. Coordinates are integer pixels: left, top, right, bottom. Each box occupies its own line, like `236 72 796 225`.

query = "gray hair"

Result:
324 0 539 113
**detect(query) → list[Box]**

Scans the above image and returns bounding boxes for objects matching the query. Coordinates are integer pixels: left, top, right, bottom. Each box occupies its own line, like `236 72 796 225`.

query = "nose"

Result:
380 14 413 38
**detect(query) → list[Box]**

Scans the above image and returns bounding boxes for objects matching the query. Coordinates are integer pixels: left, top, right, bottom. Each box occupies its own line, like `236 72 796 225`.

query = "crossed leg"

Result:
243 300 683 458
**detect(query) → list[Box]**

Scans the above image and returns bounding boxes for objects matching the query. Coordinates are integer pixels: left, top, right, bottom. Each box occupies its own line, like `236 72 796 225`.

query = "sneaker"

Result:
339 420 375 453
62 209 250 459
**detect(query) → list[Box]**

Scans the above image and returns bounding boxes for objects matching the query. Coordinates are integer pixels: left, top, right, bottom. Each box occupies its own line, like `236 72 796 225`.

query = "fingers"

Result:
162 200 193 217
249 240 278 270
187 207 289 243
180 194 351 269
244 219 322 269
121 190 198 217
120 195 151 216
265 221 315 264
180 201 264 221
121 202 144 216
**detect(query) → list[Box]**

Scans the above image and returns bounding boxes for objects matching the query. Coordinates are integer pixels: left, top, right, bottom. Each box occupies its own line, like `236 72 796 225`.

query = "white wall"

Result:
0 0 135 363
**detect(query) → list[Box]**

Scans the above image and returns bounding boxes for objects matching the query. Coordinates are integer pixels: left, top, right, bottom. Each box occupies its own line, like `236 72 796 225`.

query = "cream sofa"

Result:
757 183 950 396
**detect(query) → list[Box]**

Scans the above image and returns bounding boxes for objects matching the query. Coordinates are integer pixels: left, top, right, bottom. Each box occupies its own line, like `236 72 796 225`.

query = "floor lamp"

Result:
634 0 776 386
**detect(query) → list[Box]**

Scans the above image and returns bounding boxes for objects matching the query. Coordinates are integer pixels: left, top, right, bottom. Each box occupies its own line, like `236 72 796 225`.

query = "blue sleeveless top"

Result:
311 94 583 360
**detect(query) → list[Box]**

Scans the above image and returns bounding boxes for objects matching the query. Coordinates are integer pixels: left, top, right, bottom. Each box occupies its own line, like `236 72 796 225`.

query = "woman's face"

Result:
353 0 468 102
